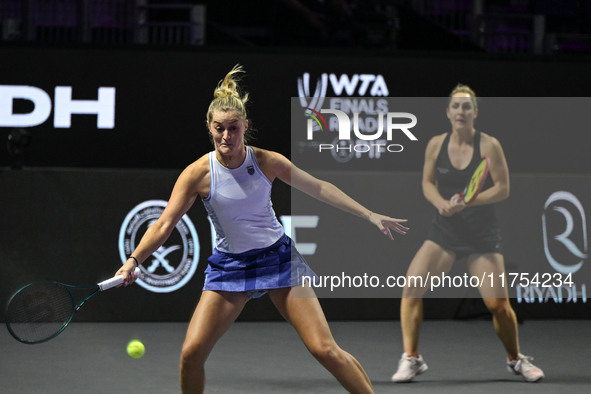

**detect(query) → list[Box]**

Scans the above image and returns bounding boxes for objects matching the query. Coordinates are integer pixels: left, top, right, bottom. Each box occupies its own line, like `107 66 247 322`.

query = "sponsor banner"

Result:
289 171 590 304
0 85 115 129
0 45 590 175
507 182 589 305
0 169 588 320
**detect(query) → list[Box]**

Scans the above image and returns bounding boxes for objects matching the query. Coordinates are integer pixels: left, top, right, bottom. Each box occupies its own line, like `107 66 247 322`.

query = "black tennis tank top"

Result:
432 131 498 239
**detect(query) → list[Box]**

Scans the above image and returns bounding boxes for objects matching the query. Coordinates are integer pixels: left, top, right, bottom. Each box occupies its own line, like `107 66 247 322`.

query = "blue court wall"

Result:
0 44 590 321
1 170 589 322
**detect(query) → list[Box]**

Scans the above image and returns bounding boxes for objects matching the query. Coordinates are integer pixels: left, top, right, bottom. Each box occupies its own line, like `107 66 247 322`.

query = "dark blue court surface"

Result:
1 320 589 393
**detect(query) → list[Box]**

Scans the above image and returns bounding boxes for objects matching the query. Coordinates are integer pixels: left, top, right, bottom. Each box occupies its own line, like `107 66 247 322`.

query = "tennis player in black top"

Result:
391 85 544 383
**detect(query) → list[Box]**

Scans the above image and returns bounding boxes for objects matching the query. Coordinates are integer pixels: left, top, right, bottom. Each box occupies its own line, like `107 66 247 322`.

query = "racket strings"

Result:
6 282 74 343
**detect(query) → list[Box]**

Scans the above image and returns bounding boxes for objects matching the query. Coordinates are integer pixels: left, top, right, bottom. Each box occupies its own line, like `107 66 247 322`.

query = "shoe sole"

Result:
391 364 428 383
507 366 545 382
523 373 544 383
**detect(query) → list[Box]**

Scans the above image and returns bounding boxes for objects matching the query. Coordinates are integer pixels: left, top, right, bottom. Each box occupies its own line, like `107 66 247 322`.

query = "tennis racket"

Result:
456 156 490 205
5 267 140 344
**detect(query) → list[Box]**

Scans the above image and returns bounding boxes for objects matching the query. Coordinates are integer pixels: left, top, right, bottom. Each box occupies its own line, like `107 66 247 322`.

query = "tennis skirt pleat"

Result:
203 234 317 298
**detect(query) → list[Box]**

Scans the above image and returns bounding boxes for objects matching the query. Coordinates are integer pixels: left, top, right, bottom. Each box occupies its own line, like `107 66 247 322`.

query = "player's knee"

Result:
180 342 207 372
486 298 511 317
310 342 344 369
401 286 425 299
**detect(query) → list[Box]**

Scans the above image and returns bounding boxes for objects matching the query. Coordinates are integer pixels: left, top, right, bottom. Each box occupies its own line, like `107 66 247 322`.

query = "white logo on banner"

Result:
297 73 401 163
119 200 199 293
280 215 319 255
297 72 389 113
297 73 327 113
517 190 588 304
542 191 588 274
0 85 115 128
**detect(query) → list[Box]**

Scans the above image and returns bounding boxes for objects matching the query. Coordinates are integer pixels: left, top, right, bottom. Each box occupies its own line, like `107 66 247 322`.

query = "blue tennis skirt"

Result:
203 234 318 298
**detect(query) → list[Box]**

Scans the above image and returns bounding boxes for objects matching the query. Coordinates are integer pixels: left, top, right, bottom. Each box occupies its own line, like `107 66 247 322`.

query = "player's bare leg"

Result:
467 253 519 358
468 252 544 381
393 241 455 382
269 285 374 394
400 297 422 357
400 241 456 356
180 290 249 394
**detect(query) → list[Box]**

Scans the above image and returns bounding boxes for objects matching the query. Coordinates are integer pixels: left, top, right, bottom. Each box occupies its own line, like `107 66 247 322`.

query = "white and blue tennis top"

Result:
202 146 284 254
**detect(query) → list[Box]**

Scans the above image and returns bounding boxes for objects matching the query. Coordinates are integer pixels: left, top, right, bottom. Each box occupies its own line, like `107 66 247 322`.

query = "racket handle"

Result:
99 267 141 291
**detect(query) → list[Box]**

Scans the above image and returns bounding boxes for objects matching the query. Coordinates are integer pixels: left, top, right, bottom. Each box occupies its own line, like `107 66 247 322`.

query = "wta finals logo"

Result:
297 72 389 112
297 73 327 114
297 72 417 163
119 200 199 293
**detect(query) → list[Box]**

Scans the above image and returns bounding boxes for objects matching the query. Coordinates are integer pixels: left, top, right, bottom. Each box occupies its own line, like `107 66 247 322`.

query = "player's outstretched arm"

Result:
267 150 408 240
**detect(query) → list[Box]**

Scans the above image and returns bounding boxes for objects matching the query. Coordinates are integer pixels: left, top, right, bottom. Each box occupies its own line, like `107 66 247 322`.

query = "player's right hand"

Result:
116 259 139 286
439 195 466 216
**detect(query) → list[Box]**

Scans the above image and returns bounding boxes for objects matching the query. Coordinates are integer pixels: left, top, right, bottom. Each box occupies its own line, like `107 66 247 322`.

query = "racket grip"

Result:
99 267 141 291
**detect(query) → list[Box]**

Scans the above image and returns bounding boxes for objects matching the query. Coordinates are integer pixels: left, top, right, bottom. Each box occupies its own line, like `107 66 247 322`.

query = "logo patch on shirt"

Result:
437 167 449 174
247 165 255 175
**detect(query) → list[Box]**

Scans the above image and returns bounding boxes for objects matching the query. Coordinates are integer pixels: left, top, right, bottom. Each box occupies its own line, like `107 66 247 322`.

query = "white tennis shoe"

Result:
391 352 428 382
507 353 544 382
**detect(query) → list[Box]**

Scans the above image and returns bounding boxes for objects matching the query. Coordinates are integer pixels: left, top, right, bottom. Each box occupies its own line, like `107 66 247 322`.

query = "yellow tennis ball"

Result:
127 340 145 359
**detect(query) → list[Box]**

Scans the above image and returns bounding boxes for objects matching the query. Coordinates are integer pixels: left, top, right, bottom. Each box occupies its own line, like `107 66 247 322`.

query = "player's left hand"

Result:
449 194 467 214
368 212 409 240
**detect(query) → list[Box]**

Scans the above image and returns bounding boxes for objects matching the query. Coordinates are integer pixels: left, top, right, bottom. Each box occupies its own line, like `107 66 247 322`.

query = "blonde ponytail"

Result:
206 64 254 144
207 65 248 121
